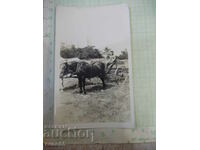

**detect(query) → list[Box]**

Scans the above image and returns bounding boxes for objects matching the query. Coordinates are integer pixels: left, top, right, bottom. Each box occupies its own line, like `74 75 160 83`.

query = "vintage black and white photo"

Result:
54 4 134 128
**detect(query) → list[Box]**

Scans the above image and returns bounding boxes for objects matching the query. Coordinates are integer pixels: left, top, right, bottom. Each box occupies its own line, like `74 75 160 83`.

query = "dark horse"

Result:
60 61 106 94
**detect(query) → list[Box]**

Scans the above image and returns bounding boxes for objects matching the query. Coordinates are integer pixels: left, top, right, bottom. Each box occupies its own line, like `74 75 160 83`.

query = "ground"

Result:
54 59 131 124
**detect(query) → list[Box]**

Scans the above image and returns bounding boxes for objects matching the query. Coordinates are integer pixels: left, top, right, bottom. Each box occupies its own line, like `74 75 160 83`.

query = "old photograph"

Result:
54 4 134 128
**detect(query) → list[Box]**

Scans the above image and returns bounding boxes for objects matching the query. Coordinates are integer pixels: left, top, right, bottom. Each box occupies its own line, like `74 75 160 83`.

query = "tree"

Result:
118 49 128 59
103 47 114 59
60 45 103 59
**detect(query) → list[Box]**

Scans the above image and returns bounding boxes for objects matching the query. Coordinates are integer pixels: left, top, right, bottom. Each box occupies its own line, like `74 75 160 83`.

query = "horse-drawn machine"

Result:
59 56 128 94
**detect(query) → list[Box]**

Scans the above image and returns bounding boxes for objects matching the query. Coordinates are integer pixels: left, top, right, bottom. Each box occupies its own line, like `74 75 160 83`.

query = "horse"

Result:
59 60 106 94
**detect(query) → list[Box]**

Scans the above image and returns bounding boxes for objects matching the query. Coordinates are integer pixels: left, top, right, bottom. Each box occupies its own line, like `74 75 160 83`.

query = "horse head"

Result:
59 61 78 79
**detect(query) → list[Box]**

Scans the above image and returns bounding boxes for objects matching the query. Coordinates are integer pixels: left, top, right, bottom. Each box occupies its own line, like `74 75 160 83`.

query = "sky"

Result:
55 4 131 55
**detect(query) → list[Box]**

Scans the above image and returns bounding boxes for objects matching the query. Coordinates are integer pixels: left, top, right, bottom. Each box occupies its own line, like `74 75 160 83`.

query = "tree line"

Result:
60 45 128 60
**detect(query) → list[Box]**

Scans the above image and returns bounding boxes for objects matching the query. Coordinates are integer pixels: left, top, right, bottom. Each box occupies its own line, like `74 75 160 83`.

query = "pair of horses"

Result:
59 57 117 94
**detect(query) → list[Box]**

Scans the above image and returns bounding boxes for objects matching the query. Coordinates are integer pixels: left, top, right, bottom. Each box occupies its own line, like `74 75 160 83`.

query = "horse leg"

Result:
100 77 106 89
78 77 83 93
82 77 86 94
61 78 64 87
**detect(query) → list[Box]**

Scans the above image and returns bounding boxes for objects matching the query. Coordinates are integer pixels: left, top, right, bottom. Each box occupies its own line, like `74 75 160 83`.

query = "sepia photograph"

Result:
54 4 134 128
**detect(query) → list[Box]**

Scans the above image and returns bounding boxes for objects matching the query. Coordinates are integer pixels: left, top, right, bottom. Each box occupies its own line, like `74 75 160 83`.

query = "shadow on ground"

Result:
62 78 116 92
83 84 114 93
62 81 95 91
62 83 115 94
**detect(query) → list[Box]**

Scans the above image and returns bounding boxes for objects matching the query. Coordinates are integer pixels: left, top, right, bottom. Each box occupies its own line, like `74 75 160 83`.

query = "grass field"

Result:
54 59 131 124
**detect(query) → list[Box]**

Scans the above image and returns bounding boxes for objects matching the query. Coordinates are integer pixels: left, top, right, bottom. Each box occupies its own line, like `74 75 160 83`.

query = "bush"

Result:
118 50 128 60
60 45 103 59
